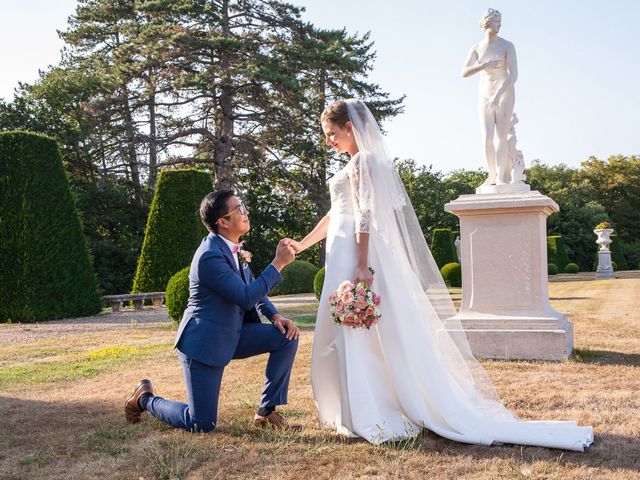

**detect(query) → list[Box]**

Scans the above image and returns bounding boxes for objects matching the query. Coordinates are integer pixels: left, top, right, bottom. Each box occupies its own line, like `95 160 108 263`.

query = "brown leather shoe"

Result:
254 411 302 431
124 379 153 424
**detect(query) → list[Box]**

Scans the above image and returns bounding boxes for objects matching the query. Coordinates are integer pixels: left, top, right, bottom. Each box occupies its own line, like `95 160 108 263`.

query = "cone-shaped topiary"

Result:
430 229 458 269
440 262 462 288
547 236 571 273
564 263 579 274
166 266 190 322
314 266 326 300
270 260 319 296
132 169 211 294
0 131 101 322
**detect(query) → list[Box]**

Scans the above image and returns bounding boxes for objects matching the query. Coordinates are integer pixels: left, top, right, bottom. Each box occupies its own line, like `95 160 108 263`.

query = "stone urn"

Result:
594 228 614 251
594 228 615 279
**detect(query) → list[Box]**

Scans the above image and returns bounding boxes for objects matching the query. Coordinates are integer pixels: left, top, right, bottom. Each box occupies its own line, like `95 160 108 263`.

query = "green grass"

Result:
290 313 317 327
0 343 172 390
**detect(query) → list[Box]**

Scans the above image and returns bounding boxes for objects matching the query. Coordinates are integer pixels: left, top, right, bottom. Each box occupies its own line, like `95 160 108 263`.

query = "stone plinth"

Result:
443 191 573 361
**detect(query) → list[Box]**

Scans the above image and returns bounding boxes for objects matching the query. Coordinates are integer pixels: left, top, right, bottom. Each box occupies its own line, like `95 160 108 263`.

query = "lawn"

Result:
1 277 639 479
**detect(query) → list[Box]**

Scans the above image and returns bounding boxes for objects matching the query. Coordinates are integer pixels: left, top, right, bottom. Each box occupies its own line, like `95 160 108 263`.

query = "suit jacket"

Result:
174 233 282 367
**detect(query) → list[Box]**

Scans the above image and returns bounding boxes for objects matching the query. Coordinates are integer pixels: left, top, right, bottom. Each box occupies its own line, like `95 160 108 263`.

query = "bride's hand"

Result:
354 265 373 288
283 238 304 254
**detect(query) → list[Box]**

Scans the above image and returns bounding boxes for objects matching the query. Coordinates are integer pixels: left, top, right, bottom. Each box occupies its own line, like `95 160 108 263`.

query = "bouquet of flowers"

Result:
328 270 382 329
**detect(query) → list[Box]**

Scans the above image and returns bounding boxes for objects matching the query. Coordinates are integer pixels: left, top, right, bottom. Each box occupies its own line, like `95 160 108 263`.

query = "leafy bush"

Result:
270 260 319 296
547 236 571 273
430 229 458 269
564 263 579 274
132 169 211 294
314 266 326 300
440 262 462 288
0 131 101 322
166 266 190 322
548 263 559 275
610 234 628 270
611 261 618 271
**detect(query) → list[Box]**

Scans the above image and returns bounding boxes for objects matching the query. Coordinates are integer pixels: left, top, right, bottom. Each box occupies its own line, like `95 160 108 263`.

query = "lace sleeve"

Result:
349 153 374 233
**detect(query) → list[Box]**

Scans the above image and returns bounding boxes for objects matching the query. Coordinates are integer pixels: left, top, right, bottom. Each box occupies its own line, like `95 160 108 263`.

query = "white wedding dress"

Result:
311 147 593 450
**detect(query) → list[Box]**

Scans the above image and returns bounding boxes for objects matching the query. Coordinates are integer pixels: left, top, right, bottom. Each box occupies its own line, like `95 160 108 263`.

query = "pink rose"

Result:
365 306 374 317
342 292 354 304
356 286 366 296
343 313 355 326
373 294 381 305
356 299 368 310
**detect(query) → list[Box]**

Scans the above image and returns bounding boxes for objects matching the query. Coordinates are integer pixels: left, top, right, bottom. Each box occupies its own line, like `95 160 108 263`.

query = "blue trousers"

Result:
142 322 298 432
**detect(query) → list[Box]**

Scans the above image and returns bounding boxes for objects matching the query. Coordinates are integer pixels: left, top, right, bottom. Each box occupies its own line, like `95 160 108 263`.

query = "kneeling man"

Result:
125 190 300 431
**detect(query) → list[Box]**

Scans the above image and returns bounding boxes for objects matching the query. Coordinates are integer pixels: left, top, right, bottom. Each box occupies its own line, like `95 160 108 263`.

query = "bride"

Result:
288 99 593 451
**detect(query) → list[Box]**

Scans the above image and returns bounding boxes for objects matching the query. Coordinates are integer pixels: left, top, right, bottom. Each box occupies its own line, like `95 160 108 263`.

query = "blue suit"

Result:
143 234 298 432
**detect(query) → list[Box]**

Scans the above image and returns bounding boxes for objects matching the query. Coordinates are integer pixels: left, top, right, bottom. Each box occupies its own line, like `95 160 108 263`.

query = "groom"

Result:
124 190 300 432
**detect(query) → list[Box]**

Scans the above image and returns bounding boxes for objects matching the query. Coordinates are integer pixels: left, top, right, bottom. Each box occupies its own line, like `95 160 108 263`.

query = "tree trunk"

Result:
148 76 158 188
121 84 143 204
212 0 235 190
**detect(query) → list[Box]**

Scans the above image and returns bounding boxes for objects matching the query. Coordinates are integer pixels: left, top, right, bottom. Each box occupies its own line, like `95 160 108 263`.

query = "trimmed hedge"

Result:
430 229 458 269
270 260 319 296
314 266 326 300
0 131 102 322
547 236 571 273
166 266 190 322
548 263 559 275
610 234 628 270
564 263 579 274
440 262 462 288
132 169 211 294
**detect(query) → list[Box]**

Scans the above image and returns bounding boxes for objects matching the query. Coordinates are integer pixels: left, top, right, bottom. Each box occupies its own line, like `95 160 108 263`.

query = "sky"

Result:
1 0 639 174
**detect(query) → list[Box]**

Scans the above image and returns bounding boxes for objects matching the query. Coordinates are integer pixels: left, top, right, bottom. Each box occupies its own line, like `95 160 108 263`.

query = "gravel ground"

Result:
0 293 319 344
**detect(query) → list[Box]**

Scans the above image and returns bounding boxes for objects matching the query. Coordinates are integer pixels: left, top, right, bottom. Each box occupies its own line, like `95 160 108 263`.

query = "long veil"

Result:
345 99 514 416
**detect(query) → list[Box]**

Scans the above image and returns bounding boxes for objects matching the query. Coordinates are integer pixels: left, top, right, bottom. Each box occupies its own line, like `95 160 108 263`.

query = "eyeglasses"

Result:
221 201 248 219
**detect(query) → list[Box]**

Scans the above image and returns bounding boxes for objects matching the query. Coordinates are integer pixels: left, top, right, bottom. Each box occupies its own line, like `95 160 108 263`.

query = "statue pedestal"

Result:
443 191 573 361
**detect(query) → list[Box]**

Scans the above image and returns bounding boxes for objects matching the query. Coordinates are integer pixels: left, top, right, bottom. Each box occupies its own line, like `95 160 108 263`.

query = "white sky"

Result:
2 0 639 173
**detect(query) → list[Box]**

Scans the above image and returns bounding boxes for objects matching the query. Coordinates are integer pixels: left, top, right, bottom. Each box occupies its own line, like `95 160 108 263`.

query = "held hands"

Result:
272 314 300 341
272 239 296 271
354 264 374 288
282 238 304 254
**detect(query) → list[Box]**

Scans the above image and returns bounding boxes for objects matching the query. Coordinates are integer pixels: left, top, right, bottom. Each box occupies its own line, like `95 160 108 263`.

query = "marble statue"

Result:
462 8 518 188
508 113 526 184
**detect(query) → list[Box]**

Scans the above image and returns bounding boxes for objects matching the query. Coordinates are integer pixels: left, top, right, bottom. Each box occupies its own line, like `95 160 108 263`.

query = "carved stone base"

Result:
444 190 573 361
476 183 530 195
595 250 615 279
443 314 573 361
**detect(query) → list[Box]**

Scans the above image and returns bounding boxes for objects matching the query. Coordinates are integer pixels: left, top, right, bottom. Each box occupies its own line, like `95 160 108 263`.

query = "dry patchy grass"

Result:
1 280 639 479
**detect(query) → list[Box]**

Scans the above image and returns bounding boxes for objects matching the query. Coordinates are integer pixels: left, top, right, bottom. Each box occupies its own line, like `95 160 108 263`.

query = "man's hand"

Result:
272 239 296 271
283 238 304 254
272 314 299 341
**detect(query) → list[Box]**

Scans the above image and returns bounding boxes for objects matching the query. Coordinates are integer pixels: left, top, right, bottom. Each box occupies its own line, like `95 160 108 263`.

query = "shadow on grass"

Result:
549 296 589 301
2 396 640 475
572 348 640 366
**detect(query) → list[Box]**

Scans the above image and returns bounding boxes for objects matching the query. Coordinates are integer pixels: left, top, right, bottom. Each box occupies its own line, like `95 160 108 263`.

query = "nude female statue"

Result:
462 9 518 187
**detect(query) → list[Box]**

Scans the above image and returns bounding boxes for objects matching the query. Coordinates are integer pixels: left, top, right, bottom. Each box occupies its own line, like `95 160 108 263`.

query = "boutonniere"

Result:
239 248 252 264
